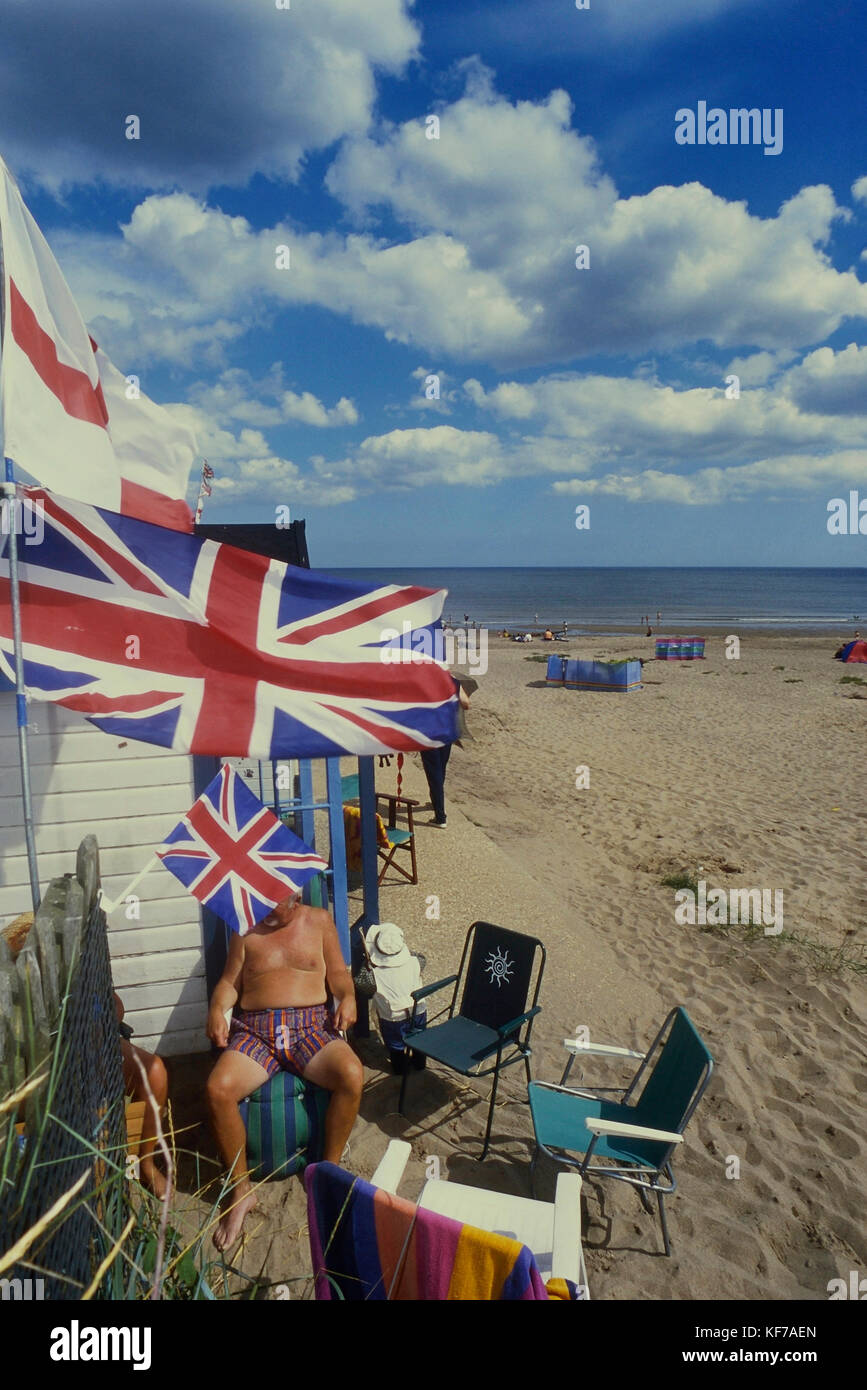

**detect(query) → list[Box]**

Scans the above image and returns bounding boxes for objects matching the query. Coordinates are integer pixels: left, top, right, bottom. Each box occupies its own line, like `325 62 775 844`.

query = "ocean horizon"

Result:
331 566 867 631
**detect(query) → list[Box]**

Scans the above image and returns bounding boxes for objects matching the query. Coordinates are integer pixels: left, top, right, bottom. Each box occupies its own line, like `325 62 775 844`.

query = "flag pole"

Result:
0 193 41 910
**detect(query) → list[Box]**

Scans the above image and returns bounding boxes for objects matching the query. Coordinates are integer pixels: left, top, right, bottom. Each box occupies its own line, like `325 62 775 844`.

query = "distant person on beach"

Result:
420 679 472 827
647 625 653 636
656 611 661 623
205 895 362 1249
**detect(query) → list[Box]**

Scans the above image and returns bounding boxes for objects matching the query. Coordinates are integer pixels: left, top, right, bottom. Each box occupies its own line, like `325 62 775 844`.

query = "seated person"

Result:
205 893 362 1251
114 992 169 1198
543 629 554 641
364 923 427 1074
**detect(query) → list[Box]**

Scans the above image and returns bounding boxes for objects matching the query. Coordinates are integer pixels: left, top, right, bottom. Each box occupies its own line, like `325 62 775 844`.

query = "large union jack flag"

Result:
0 488 459 757
157 764 328 935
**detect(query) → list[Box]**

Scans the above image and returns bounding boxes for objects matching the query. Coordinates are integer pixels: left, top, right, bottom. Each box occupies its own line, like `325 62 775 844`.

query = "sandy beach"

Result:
165 628 866 1301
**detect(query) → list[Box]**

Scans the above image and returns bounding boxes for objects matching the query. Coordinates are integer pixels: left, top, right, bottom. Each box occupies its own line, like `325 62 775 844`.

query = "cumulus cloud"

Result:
40 73 867 376
465 366 867 467
0 0 419 192
552 452 867 505
164 403 356 505
317 426 505 489
723 349 798 387
188 369 359 429
779 343 867 416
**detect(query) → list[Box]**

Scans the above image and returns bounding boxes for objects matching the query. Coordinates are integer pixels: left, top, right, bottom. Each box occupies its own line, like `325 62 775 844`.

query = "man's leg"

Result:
205 1048 271 1250
302 1040 364 1163
420 747 447 823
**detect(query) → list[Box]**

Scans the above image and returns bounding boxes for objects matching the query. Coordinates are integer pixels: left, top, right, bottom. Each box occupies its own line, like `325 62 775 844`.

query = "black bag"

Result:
353 931 377 999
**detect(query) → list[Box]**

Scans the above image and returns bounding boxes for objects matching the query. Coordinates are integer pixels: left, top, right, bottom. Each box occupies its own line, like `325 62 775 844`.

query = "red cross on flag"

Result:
0 154 197 531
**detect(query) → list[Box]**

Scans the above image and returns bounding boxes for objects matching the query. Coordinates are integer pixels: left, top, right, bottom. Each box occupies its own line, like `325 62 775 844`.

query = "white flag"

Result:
0 155 197 531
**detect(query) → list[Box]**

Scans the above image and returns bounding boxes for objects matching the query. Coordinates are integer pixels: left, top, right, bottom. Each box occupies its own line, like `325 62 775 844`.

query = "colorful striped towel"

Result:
304 1162 550 1301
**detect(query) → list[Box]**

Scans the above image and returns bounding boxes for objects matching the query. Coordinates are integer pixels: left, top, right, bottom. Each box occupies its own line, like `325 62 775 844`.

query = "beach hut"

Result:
563 659 642 692
0 519 379 1055
655 636 705 660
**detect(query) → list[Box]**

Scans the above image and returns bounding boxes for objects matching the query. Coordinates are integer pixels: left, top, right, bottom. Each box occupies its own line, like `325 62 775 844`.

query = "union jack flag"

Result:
157 763 328 935
0 487 459 757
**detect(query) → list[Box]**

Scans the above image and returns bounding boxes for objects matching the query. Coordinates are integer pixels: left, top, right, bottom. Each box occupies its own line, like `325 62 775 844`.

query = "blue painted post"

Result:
297 758 315 850
325 757 349 963
352 755 380 1038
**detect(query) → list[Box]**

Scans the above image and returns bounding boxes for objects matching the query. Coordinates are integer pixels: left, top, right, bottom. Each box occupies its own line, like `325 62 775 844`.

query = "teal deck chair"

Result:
399 922 545 1160
528 1007 713 1255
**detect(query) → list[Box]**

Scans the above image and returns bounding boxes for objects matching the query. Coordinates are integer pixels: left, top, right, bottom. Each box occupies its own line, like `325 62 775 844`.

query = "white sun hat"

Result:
365 922 412 968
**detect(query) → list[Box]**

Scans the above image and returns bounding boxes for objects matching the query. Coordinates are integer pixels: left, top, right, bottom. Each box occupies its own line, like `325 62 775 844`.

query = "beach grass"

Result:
839 674 867 685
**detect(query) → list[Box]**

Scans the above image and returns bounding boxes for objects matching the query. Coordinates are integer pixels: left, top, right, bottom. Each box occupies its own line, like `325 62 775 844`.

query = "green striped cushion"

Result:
240 1071 329 1180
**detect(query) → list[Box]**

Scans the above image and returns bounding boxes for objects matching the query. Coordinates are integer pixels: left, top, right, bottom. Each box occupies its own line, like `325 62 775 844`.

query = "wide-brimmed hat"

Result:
366 923 411 968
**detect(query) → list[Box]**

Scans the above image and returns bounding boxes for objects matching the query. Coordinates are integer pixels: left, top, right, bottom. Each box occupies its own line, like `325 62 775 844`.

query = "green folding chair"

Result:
528 1007 713 1255
399 922 545 1159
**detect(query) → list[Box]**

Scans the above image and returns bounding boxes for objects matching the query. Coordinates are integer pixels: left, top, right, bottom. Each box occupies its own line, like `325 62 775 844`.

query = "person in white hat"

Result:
364 923 427 1074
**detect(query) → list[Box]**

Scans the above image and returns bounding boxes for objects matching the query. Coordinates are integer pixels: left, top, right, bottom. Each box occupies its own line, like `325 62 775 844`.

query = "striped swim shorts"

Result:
227 1005 340 1078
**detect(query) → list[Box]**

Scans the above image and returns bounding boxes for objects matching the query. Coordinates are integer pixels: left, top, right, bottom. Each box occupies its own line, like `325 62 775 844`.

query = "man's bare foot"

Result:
213 1187 257 1252
139 1160 168 1201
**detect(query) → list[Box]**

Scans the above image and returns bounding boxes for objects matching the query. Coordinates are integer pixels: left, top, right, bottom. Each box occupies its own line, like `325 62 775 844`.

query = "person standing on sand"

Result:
205 893 362 1250
420 678 473 827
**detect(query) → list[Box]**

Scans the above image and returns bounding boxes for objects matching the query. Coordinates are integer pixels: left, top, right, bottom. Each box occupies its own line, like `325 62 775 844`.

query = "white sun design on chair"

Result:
484 946 514 988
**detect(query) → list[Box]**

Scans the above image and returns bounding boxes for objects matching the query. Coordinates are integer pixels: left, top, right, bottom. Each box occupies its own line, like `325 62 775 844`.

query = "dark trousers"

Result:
420 744 452 822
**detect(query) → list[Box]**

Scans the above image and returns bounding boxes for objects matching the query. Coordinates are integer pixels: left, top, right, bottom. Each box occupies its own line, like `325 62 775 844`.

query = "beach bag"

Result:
240 1071 330 1180
352 928 378 1000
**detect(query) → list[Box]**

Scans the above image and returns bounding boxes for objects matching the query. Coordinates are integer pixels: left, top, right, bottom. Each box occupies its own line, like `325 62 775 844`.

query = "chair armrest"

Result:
412 975 458 1003
551 1173 585 1290
496 1005 541 1038
564 1040 645 1061
585 1118 684 1144
370 1139 412 1194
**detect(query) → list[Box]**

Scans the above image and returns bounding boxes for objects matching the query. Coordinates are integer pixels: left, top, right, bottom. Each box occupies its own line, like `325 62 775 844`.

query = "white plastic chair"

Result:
371 1139 589 1296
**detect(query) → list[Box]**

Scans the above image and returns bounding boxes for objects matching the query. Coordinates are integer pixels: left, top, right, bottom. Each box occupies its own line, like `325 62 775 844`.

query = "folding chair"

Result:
399 922 545 1159
371 1139 589 1294
528 1006 713 1255
341 774 419 884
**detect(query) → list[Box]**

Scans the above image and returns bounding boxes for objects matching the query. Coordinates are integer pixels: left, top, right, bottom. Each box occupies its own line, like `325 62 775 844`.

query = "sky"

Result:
1 0 866 566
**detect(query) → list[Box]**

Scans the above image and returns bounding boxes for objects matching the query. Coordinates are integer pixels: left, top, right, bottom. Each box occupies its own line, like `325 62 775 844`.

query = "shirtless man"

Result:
205 893 362 1250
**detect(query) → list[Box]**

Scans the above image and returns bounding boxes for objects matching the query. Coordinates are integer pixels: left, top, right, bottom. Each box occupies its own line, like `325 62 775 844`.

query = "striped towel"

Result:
304 1162 550 1301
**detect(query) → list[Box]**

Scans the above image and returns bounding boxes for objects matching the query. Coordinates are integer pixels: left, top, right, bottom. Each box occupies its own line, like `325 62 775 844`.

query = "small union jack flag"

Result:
157 763 328 935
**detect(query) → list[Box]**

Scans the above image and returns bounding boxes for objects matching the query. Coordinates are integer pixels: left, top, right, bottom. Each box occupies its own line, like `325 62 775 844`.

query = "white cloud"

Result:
164 403 355 505
318 426 505 489
281 391 358 427
0 0 419 192
46 75 867 375
552 451 867 505
779 343 867 416
852 176 867 204
723 349 797 387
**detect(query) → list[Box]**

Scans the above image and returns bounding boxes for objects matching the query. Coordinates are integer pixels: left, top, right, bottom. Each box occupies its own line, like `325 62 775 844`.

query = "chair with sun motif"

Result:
398 922 546 1159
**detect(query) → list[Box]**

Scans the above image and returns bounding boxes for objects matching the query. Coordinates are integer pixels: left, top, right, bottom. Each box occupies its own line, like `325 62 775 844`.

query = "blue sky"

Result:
2 0 867 566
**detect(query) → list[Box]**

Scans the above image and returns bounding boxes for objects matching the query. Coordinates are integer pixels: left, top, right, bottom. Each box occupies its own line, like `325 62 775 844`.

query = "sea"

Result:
332 567 866 633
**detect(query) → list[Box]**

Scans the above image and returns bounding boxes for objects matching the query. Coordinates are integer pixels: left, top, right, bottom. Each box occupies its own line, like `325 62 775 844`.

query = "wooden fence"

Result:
0 836 127 1299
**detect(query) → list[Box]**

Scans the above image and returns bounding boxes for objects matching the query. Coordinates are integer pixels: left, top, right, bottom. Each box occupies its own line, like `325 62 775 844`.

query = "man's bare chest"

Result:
243 922 324 978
